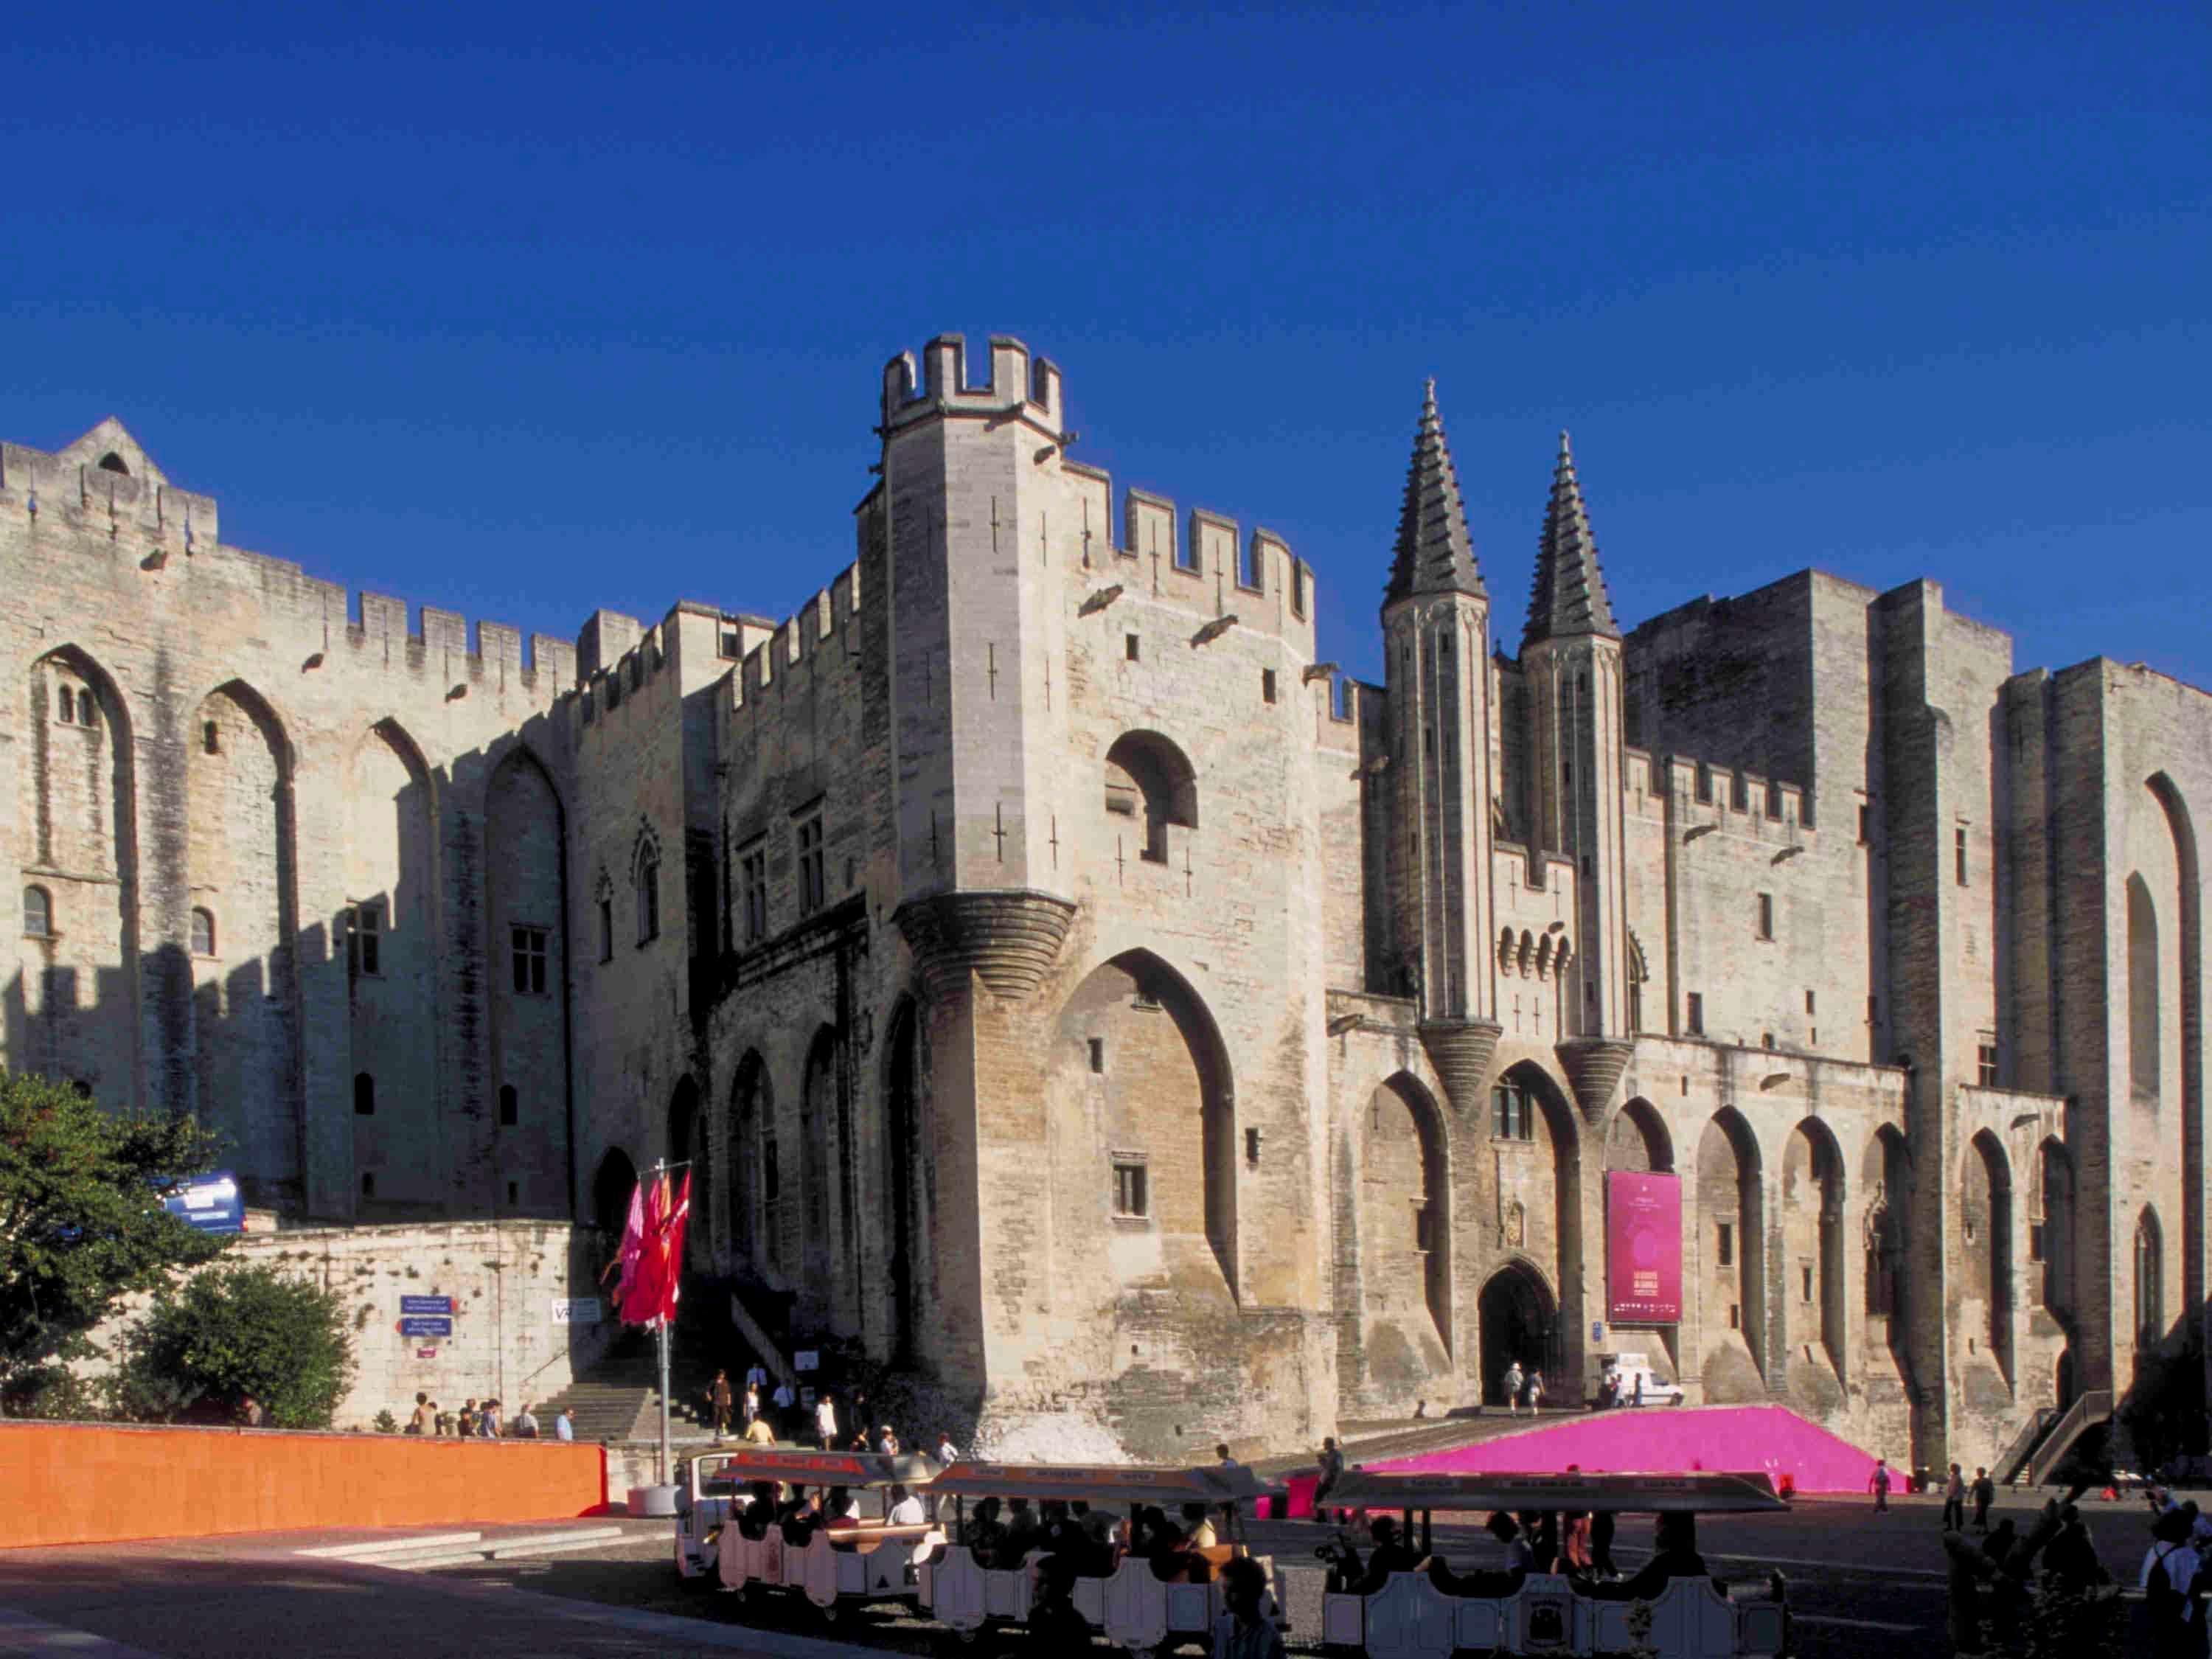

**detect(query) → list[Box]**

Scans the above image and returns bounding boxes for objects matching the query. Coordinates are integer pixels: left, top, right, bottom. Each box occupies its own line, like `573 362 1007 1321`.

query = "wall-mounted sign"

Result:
552 1298 601 1325
793 1350 819 1373
416 1348 439 1360
1605 1171 1683 1324
400 1295 455 1318
160 1172 244 1234
399 1316 453 1338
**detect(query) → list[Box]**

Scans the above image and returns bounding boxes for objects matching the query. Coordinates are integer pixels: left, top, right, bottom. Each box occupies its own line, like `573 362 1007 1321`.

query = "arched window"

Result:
189 908 216 956
1103 731 1197 865
498 1084 518 1127
354 1072 376 1116
22 886 52 939
635 838 661 945
2136 1207 2164 1347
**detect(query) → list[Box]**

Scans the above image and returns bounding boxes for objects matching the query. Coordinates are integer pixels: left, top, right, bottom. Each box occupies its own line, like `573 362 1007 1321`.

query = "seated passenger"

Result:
1027 1552 1094 1648
824 1485 862 1539
1212 1555 1290 1659
1355 1517 1425 1594
736 1481 778 1540
1426 1512 1531 1599
997 1498 1042 1568
964 1497 1006 1562
887 1483 927 1527
1587 1512 1711 1601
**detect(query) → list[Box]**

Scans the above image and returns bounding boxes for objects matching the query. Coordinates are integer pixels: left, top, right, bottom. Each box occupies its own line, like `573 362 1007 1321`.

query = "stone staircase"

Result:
532 1327 723 1444
1254 1408 1587 1478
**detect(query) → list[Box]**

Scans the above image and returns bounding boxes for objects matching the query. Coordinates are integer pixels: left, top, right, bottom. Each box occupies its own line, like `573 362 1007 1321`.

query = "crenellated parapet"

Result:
880 333 1065 436
1658 753 1815 840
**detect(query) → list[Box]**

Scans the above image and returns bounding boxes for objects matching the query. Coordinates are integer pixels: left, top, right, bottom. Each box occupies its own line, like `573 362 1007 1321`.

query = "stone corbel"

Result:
1557 1037 1636 1126
893 888 1077 1004
1418 1018 1503 1119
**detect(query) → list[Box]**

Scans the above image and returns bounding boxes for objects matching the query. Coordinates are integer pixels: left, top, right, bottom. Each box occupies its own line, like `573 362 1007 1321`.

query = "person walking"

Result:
772 1377 796 1438
238 1394 265 1427
709 1369 734 1439
1972 1467 1996 1532
1503 1361 1525 1416
1525 1369 1545 1414
1315 1436 1346 1519
1944 1462 1966 1531
554 1408 574 1442
742 1380 761 1427
512 1402 540 1439
1870 1458 1893 1513
814 1390 838 1450
408 1391 434 1436
935 1433 960 1467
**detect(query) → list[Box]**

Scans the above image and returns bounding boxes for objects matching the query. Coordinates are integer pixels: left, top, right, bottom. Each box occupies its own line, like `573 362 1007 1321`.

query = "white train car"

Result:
917 1461 1290 1652
1315 1470 1793 1659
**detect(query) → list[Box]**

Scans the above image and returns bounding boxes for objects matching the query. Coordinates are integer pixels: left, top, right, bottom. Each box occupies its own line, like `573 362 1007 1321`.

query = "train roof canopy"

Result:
929 1461 1264 1506
1326 1469 1789 1514
692 1447 938 1488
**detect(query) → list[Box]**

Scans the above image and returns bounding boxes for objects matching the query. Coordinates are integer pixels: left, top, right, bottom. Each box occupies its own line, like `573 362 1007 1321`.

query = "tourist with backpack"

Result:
2142 1503 2205 1658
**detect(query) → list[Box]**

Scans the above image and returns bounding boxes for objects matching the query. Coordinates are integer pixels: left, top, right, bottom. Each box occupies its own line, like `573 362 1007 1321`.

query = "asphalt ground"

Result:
420 1487 2168 1656
0 1489 2172 1657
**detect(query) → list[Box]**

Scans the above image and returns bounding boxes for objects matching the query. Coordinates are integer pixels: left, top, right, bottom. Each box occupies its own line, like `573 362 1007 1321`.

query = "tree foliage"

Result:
116 1262 355 1429
0 1071 226 1408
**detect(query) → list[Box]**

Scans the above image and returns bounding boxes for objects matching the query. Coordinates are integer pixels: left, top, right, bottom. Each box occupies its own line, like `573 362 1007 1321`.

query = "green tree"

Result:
0 1071 226 1410
116 1262 356 1428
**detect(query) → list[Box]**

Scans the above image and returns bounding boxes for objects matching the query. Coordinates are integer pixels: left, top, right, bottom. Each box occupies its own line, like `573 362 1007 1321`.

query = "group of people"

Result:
1500 1361 1546 1415
1939 1461 2000 1531
403 1391 571 1441
705 1364 959 1465
1935 1477 2129 1655
1322 1496 1708 1609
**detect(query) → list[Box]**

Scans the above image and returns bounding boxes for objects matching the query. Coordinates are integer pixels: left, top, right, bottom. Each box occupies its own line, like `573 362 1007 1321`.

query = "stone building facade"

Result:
3 338 2205 1470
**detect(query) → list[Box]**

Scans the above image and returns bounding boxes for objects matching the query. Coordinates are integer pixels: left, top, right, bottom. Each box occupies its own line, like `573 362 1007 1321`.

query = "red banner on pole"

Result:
1606 1171 1682 1324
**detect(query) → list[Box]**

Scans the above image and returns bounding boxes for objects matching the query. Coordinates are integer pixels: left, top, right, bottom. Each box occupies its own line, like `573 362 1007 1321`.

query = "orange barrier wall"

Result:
0 1419 609 1548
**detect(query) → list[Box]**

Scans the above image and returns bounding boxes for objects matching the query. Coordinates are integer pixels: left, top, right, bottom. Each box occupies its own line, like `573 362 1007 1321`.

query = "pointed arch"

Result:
2037 1136 2075 1323
2135 1204 2166 1350
1057 946 1239 1296
1607 1097 1674 1173
1104 731 1198 864
1783 1118 1846 1388
593 1146 638 1239
1697 1106 1766 1395
1357 1071 1453 1365
19 644 142 1110
1963 1130 2014 1383
881 997 927 1363
2145 773 2202 1321
726 1050 776 1273
485 744 571 1220
188 678 302 1208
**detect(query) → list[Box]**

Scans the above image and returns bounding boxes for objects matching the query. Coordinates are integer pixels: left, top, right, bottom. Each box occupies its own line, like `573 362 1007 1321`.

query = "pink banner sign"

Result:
1607 1171 1682 1323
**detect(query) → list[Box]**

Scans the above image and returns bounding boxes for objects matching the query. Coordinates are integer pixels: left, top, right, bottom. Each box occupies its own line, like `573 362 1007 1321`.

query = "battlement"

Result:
1658 753 1815 836
730 560 866 710
880 333 1065 434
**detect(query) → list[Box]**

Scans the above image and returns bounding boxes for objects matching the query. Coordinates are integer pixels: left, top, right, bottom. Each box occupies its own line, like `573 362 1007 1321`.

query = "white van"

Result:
1599 1351 1684 1406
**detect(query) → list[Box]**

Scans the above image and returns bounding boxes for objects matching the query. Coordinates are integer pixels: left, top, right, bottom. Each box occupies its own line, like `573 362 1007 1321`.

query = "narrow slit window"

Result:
354 1073 376 1116
498 1084 518 1127
1112 1159 1148 1219
23 886 53 939
510 925 549 995
1717 1221 1733 1266
1088 1037 1105 1074
190 908 216 957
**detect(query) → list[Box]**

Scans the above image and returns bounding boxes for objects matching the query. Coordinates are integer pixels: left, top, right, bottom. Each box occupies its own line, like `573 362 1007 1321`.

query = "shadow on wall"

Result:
5 660 585 1227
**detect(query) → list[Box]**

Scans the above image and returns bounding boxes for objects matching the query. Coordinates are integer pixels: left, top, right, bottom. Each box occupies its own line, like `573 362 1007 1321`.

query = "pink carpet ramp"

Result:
1368 1406 1883 1495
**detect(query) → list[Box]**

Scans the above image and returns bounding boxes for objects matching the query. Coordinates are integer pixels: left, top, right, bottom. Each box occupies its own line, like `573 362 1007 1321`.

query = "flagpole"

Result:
654 1158 672 1488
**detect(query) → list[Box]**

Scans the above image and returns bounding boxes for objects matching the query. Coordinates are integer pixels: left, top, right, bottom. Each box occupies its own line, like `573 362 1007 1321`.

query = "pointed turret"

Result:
1383 380 1485 605
1523 431 1618 646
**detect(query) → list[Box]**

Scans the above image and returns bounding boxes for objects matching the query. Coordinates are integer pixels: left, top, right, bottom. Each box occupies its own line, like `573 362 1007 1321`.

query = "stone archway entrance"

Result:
592 1147 637 1240
1478 1262 1557 1405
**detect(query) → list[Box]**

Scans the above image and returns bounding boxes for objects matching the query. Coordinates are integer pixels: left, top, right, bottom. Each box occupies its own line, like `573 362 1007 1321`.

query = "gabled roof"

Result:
56 417 169 489
1524 431 1619 645
1383 380 1485 607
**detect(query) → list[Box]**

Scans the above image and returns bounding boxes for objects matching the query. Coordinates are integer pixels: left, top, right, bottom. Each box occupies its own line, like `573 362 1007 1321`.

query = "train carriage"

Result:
673 1446 945 1621
1316 1470 1792 1659
918 1461 1290 1652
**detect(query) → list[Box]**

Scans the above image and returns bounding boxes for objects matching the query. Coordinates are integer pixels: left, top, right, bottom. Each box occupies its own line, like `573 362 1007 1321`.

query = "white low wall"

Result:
83 1219 618 1430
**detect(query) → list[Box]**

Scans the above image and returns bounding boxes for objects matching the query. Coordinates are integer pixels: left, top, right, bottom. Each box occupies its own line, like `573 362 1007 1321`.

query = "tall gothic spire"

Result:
1524 430 1619 645
1384 379 1485 606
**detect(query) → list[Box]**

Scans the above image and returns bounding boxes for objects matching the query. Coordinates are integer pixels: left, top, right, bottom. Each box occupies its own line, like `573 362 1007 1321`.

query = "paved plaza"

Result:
0 1491 2170 1657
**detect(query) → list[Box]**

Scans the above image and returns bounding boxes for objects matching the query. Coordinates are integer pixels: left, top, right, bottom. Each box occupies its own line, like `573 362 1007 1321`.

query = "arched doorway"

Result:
1783 1119 1846 1393
1478 1263 1557 1405
1607 1099 1674 1174
593 1147 638 1239
1966 1130 2014 1383
668 1077 707 1271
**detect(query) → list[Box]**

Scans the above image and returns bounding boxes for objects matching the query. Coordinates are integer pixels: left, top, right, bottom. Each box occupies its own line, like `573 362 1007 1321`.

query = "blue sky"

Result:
2 4 2206 689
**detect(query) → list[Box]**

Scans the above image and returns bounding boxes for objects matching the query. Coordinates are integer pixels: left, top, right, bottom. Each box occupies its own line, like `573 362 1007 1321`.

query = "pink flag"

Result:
626 1172 692 1327
611 1180 647 1321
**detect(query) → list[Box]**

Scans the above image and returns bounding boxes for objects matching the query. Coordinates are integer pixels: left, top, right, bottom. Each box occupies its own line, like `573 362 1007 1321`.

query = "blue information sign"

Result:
400 1316 453 1338
160 1172 244 1234
400 1295 454 1317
